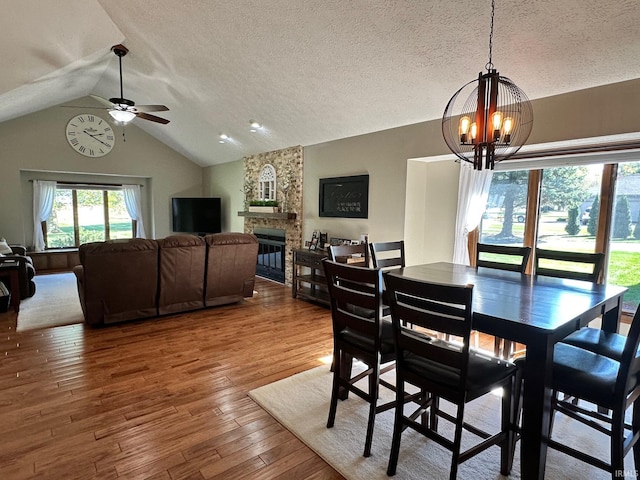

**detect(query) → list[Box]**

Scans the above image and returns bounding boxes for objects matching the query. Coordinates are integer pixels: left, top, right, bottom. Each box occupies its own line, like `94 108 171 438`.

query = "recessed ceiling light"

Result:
219 133 229 143
249 120 262 132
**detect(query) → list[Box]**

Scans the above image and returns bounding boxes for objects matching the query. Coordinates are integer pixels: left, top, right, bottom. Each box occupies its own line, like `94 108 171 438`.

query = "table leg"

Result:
519 338 554 480
601 295 623 333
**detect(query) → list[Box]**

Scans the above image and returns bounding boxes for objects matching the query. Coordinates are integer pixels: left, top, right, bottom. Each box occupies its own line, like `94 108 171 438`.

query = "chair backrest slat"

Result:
370 241 405 269
534 249 604 282
476 243 531 273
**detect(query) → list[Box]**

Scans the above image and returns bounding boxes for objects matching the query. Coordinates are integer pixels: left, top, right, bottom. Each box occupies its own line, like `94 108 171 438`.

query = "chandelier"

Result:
442 0 533 170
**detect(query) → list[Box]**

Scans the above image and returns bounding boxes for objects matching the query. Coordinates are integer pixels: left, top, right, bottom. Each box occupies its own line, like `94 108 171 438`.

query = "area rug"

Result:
17 272 84 331
249 364 633 480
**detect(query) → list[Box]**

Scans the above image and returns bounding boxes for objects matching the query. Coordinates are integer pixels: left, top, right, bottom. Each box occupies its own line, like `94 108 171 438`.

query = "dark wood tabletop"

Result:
386 262 627 480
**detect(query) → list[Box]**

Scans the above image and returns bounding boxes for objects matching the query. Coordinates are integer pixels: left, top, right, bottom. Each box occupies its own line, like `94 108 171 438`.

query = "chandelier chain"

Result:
486 0 495 71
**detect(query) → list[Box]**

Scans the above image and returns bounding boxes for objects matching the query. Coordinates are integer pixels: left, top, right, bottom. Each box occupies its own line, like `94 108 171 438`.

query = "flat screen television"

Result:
172 197 222 234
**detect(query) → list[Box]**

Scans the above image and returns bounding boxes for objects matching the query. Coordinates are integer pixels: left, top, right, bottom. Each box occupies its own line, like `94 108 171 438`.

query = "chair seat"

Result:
552 343 635 408
403 345 517 397
561 327 627 360
340 319 395 354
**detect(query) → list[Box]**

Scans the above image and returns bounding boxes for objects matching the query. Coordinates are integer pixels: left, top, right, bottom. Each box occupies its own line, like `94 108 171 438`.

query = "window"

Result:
608 162 640 312
536 165 602 254
479 170 530 246
478 158 640 312
44 186 134 248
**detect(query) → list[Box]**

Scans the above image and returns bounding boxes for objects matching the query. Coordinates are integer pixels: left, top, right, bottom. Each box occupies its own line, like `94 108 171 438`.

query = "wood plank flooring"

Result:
0 277 498 480
0 278 342 480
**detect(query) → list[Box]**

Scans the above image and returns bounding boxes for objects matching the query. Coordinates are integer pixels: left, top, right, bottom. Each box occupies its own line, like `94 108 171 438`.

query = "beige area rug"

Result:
17 272 84 332
249 364 634 480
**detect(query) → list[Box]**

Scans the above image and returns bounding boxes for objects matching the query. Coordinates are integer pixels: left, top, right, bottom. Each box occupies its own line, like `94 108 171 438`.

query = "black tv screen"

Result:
172 197 222 234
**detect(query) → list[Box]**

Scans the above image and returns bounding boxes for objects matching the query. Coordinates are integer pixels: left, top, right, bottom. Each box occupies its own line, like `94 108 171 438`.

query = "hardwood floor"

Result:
0 277 499 480
0 278 342 480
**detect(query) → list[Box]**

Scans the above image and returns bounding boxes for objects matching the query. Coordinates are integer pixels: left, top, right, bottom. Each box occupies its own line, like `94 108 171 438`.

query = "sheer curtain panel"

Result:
32 180 56 252
123 184 146 238
452 163 493 265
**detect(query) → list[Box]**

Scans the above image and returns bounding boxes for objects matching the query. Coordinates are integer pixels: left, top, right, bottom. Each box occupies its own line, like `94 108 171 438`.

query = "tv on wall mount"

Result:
319 174 369 218
171 197 222 234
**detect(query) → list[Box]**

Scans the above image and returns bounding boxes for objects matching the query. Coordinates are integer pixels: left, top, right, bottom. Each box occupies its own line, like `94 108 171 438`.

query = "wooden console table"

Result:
0 264 21 312
292 249 329 306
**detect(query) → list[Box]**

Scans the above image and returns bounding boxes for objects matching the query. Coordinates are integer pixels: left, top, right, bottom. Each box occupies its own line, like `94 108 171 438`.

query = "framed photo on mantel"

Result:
319 174 369 219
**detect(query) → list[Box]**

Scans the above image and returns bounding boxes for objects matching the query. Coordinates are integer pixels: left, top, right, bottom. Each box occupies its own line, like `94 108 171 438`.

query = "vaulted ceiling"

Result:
2 0 640 167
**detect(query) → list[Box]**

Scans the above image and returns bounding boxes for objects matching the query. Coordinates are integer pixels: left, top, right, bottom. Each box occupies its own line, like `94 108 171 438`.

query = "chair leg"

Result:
337 352 353 401
500 379 515 475
326 350 341 429
449 405 465 480
387 379 404 476
363 361 380 457
633 398 640 475
430 396 440 431
494 337 503 357
610 407 626 479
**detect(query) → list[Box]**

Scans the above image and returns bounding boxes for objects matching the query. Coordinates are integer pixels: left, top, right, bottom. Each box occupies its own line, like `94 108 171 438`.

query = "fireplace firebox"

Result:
253 228 286 283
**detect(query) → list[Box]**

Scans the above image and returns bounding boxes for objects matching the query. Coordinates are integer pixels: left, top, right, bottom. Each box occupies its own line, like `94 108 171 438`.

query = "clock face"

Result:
66 114 115 157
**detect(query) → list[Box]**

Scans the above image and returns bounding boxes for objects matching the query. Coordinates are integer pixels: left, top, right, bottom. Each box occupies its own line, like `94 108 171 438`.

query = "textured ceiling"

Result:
1 0 640 167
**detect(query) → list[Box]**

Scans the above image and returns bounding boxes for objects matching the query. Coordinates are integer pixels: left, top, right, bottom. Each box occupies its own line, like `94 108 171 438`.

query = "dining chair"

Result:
383 272 520 479
547 304 640 478
322 259 402 457
476 243 532 358
328 243 369 267
535 250 612 357
369 240 405 270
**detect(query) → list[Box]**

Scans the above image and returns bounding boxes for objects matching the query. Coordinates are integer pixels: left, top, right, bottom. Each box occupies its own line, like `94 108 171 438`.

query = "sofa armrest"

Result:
9 245 27 256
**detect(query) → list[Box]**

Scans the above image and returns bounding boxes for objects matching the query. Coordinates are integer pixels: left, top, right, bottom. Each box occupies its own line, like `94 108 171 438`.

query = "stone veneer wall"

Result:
243 145 303 286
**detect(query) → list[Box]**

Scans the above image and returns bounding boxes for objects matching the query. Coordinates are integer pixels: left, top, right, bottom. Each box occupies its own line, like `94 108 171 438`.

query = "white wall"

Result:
0 98 203 246
203 159 245 233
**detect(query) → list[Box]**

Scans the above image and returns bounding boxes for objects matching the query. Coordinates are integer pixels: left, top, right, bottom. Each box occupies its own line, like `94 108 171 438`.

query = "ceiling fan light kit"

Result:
441 0 533 170
109 109 136 123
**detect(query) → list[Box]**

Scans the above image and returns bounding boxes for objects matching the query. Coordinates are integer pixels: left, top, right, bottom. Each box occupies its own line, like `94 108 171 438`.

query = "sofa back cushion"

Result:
204 233 259 306
157 234 206 315
80 238 159 325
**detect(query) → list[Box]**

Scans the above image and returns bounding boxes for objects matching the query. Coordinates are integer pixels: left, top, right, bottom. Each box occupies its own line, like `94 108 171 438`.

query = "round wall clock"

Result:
65 114 115 157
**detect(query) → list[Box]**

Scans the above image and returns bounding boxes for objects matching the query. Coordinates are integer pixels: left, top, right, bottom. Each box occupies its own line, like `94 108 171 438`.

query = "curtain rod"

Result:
29 180 144 187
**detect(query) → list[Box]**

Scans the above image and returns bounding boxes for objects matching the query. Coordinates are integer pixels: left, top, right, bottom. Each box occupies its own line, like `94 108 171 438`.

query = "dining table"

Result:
385 261 627 480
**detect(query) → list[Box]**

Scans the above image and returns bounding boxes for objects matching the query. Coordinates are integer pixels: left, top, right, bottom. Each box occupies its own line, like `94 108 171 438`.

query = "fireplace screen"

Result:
254 228 286 283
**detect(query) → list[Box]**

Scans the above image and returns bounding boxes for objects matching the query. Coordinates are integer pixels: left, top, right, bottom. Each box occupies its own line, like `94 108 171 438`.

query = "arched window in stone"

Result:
258 164 276 201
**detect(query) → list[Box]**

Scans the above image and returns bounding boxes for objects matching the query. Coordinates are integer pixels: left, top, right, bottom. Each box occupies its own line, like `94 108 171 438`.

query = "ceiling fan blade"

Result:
90 94 115 108
136 112 170 124
133 104 169 113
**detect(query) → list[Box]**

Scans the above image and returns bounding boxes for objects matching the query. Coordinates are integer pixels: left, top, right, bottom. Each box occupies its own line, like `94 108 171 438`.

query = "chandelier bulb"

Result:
470 122 478 141
459 116 471 143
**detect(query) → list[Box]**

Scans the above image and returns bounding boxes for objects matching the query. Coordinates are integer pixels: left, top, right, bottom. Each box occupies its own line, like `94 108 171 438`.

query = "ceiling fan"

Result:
91 44 170 125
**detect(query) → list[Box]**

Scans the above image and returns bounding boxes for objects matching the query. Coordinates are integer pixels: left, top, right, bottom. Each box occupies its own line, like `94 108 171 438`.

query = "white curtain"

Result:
452 163 494 265
32 180 56 252
122 184 147 238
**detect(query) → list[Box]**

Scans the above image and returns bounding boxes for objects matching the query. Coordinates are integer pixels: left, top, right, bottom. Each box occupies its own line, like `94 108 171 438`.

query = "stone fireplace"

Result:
241 146 303 286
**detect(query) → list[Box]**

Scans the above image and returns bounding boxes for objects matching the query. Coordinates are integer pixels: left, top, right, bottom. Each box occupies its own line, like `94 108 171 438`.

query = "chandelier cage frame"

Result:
441 0 533 170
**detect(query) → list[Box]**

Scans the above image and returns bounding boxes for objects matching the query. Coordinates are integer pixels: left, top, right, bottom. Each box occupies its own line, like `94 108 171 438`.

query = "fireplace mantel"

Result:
237 211 297 220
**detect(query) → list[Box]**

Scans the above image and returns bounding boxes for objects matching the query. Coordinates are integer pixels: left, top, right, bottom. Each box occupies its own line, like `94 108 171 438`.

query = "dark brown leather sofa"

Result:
73 233 258 326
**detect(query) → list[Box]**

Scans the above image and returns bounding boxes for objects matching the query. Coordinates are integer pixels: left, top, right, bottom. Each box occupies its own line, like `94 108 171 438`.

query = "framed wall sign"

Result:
319 174 369 218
